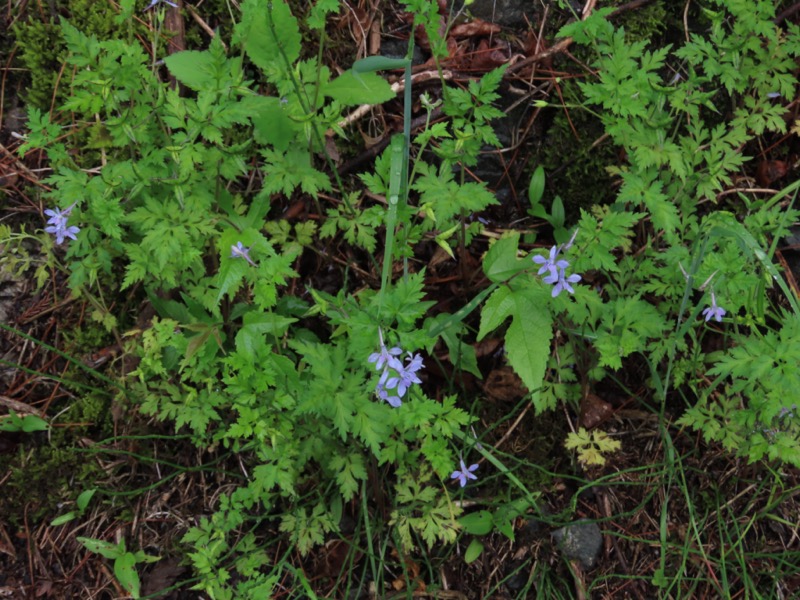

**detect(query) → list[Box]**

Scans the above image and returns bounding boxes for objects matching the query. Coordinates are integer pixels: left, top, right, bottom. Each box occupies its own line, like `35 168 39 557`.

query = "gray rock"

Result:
456 0 539 28
552 520 602 569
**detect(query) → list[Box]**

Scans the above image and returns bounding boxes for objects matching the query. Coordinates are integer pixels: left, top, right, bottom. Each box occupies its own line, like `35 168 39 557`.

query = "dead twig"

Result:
508 0 597 75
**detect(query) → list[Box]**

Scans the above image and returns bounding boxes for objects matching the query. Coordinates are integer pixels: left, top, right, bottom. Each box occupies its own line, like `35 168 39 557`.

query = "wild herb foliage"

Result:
20 1 508 595
553 0 800 466
20 0 800 594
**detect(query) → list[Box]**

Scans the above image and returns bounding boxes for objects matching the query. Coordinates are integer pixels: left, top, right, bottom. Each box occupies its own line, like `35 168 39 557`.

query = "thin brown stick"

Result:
186 5 227 50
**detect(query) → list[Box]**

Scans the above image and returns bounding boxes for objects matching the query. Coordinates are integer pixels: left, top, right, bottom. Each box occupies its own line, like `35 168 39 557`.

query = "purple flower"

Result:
44 204 80 245
532 246 565 278
376 382 402 408
702 292 726 322
368 329 403 371
230 241 256 266
450 459 478 487
143 0 177 10
384 352 424 398
544 266 581 297
533 241 581 297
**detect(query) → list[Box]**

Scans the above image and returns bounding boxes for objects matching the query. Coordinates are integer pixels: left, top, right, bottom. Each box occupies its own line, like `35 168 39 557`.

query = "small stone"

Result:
552 520 602 570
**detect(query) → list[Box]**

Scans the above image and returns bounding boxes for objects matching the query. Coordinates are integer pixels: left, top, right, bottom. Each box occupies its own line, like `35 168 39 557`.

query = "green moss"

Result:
0 441 102 525
538 84 618 218
616 0 669 43
12 19 65 109
533 1 675 219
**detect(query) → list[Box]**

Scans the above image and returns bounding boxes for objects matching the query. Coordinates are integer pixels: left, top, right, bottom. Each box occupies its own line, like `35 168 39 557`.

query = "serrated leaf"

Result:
504 291 553 409
246 96 296 151
477 286 514 340
483 232 527 283
164 51 215 91
236 0 301 74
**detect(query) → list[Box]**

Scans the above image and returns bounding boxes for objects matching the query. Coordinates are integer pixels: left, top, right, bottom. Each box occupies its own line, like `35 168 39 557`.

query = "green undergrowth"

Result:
4 0 800 597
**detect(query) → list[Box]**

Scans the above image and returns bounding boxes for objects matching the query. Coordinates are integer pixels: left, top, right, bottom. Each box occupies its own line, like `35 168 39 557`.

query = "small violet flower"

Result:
533 240 581 297
368 329 403 372
451 459 479 488
369 331 425 408
230 241 257 266
376 382 402 408
702 292 726 323
384 352 424 398
44 204 80 245
532 245 565 278
143 0 178 10
544 266 582 298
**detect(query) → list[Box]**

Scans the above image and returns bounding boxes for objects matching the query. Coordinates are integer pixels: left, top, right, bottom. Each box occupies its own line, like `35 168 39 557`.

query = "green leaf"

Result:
464 538 485 564
114 552 141 598
164 51 215 91
78 537 121 560
307 0 341 30
352 55 410 72
323 71 395 105
477 286 514 340
236 0 301 74
494 517 514 541
76 488 97 511
550 196 565 228
0 411 49 433
483 232 527 283
504 290 553 409
246 96 296 151
50 512 77 526
460 510 493 535
528 165 545 207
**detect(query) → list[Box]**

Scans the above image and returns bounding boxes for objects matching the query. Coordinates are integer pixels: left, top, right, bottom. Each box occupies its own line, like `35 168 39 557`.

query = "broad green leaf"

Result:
236 311 297 355
163 51 215 91
22 414 49 432
236 0 301 74
477 286 514 340
504 290 553 409
0 411 49 433
76 489 97 511
483 232 527 283
464 538 485 563
114 552 141 598
550 196 565 228
528 165 545 207
246 96 296 151
322 71 395 105
459 510 493 535
494 517 514 541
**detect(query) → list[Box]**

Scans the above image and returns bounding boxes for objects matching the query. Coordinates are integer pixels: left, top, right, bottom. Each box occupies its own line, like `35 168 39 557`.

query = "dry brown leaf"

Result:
450 19 501 38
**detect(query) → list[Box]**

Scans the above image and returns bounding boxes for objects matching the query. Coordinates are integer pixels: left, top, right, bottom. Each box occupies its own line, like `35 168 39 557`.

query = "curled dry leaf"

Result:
450 19 502 38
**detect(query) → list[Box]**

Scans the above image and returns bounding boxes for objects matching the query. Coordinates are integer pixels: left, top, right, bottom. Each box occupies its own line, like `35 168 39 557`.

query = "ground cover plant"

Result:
2 0 800 597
